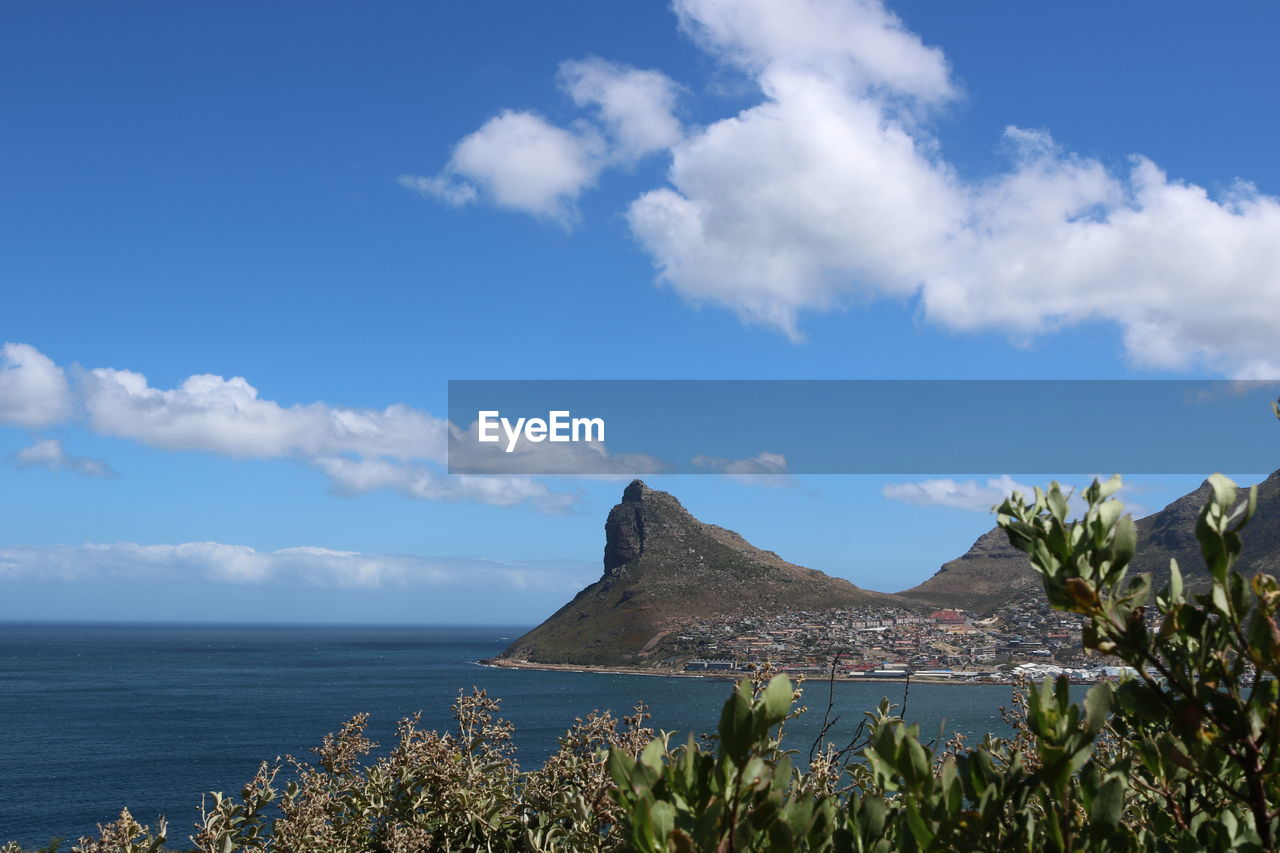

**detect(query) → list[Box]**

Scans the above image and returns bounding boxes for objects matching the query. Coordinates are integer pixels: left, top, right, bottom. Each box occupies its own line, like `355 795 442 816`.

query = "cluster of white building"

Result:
1010 662 1138 682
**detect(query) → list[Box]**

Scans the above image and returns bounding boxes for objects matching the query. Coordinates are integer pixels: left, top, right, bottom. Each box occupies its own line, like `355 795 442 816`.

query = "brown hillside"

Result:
900 470 1280 612
498 480 902 667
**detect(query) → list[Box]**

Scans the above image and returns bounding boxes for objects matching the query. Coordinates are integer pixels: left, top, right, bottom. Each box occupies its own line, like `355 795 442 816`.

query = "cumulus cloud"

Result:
77 367 579 510
0 541 594 593
631 0 1280 374
629 65 960 338
404 59 680 226
0 342 74 428
80 368 447 461
924 132 1280 377
14 438 115 478
416 0 1280 376
883 474 1153 517
401 110 606 224
0 343 580 511
673 0 954 103
881 475 1034 512
692 451 790 486
558 58 683 161
313 457 579 514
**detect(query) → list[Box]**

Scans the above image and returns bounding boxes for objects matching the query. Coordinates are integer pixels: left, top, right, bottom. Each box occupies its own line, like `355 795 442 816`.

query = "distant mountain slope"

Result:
498 480 904 667
899 470 1280 612
894 526 1041 613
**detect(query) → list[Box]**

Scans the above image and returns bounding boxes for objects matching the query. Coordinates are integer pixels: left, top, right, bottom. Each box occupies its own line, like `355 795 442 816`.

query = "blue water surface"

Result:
0 623 1015 847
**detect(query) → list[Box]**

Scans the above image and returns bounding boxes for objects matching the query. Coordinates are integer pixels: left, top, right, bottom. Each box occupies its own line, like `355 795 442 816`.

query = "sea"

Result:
0 623 1017 848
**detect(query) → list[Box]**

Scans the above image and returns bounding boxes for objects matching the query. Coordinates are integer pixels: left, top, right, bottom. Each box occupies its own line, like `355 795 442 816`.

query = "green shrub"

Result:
183 691 655 853
610 469 1279 852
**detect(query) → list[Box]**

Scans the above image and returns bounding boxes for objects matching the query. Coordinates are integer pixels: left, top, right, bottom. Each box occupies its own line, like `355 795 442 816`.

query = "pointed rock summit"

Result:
498 480 896 667
601 479 665 576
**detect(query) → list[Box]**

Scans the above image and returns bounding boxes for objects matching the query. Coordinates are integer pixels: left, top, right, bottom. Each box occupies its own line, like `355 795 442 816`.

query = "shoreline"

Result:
479 657 1034 686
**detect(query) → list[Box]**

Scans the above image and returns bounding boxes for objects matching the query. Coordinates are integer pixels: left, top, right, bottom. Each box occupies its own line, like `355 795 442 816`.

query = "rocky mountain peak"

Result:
500 479 898 667
604 481 694 574
621 479 649 502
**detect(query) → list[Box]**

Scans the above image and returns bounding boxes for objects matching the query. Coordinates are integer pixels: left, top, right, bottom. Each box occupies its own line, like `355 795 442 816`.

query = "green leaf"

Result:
1084 682 1113 736
717 681 753 761
904 737 931 788
1112 514 1136 569
1211 583 1231 615
761 675 793 725
1090 774 1126 833
904 800 935 847
649 801 676 846
640 738 667 772
1208 473 1237 511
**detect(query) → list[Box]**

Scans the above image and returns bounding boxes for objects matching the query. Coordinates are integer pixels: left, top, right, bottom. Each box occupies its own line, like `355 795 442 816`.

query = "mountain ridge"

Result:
498 480 904 667
899 470 1280 611
499 470 1280 667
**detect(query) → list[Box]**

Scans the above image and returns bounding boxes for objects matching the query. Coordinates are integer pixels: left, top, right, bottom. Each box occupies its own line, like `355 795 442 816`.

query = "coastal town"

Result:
672 594 1143 684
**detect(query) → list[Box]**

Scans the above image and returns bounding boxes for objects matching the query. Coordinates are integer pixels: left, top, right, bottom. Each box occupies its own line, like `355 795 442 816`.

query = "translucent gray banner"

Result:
447 380 1280 475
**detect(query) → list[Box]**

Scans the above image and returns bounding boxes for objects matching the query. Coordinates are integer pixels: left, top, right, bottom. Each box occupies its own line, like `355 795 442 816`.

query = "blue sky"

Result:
2 1 1278 623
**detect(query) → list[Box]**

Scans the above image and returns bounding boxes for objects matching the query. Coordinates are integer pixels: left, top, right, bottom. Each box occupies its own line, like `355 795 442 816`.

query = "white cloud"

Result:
0 342 74 428
406 59 680 226
558 58 683 161
630 0 1280 375
628 65 961 338
883 474 1155 517
398 173 477 206
0 343 579 511
692 451 790 486
80 368 446 461
0 541 594 593
673 0 954 103
917 131 1280 377
402 110 605 224
77 366 579 510
881 475 1033 512
415 0 1280 376
313 457 578 514
14 438 115 478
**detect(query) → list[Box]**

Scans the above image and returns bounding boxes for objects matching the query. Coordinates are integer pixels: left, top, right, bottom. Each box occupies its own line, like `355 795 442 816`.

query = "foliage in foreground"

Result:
609 473 1280 852
7 472 1280 851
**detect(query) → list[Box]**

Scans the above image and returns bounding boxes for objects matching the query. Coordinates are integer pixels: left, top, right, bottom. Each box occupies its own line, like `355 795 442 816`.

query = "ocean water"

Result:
0 624 1016 847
